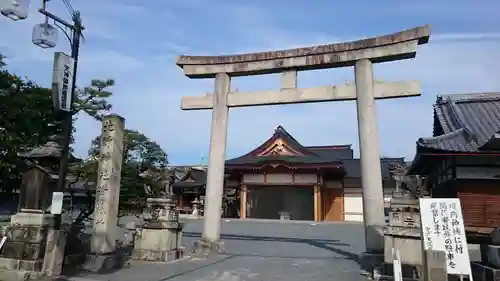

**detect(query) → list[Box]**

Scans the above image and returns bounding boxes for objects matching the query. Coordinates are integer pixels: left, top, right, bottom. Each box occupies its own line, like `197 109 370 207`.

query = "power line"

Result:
61 0 75 17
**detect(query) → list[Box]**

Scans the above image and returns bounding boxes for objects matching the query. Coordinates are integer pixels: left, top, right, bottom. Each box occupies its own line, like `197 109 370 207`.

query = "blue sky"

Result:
1 0 500 165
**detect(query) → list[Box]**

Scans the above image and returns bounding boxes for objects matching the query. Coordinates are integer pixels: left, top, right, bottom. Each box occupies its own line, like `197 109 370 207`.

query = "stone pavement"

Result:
60 219 367 281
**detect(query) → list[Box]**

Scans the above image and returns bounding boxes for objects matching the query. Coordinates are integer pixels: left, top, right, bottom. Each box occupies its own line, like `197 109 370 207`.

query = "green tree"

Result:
85 129 168 210
0 54 5 68
0 56 114 193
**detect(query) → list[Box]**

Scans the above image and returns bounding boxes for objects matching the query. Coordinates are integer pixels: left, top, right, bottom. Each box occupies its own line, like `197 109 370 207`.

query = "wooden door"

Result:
322 187 344 221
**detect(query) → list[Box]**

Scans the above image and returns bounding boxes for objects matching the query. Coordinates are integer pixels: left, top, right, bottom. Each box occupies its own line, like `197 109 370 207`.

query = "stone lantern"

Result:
32 21 58 49
0 0 30 21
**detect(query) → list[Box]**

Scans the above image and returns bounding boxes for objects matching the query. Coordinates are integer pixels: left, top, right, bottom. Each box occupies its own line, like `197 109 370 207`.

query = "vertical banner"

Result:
52 52 75 112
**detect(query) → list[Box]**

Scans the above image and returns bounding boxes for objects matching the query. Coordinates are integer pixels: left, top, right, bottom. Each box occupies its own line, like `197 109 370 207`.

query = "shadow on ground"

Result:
184 231 359 261
56 220 368 281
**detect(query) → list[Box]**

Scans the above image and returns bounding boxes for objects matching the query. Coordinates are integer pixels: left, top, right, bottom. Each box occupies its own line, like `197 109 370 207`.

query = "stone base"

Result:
379 262 420 281
82 252 123 274
132 248 184 262
132 226 184 263
0 269 49 281
191 239 223 256
10 212 54 227
358 252 384 280
483 245 500 268
0 257 43 272
41 229 66 277
471 262 500 281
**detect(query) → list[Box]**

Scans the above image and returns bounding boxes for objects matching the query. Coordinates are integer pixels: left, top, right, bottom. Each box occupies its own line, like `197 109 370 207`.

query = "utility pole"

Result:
1 0 85 229
38 7 83 230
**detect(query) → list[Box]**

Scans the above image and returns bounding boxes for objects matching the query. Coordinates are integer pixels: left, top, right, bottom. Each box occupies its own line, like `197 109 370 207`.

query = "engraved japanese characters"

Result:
419 198 471 276
90 115 125 254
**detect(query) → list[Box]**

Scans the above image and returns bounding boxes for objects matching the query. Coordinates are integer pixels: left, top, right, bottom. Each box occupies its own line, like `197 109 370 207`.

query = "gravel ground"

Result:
63 218 367 281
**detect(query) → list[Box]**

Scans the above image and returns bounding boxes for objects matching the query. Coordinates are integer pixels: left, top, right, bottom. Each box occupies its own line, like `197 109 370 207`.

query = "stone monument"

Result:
132 165 184 262
381 164 424 280
83 114 126 273
0 137 76 279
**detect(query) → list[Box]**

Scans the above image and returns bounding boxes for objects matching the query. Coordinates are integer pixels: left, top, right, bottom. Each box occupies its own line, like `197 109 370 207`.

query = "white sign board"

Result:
50 191 64 215
52 52 75 112
392 248 403 281
419 198 472 276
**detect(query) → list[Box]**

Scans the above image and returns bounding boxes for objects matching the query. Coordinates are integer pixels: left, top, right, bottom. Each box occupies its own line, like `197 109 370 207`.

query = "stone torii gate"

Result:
176 25 431 254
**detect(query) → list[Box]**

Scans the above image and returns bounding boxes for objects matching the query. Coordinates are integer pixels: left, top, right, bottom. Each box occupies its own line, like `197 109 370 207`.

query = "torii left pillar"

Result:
197 73 231 250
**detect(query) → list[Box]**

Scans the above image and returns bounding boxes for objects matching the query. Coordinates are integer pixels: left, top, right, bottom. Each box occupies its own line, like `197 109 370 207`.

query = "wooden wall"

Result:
456 180 500 228
322 180 343 221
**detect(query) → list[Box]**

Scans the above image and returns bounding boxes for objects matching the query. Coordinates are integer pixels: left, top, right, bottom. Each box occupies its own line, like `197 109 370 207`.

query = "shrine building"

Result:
408 92 500 234
174 126 404 222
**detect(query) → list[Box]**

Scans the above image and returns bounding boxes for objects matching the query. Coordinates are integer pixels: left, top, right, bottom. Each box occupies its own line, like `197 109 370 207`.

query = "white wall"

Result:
343 180 394 222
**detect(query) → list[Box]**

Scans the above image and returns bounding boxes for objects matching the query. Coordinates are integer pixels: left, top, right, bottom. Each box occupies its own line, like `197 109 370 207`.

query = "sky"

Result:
1 0 500 165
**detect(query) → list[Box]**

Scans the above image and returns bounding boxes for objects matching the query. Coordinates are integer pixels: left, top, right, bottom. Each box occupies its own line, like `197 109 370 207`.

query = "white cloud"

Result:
2 0 500 165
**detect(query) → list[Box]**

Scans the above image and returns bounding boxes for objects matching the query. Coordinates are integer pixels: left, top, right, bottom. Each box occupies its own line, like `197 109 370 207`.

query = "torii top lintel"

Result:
176 25 431 78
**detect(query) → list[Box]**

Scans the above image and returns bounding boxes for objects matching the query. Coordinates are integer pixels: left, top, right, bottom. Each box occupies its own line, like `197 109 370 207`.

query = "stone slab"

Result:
181 80 420 110
82 253 123 274
358 252 384 279
383 235 422 266
90 114 125 255
484 245 500 268
42 229 66 277
10 213 54 227
0 242 46 260
191 239 223 256
3 226 48 243
471 261 500 281
131 248 183 262
0 269 46 281
0 257 43 271
134 228 182 252
176 25 430 78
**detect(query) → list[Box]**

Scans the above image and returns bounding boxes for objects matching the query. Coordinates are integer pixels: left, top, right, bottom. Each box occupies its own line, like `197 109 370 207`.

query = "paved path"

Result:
64 219 367 281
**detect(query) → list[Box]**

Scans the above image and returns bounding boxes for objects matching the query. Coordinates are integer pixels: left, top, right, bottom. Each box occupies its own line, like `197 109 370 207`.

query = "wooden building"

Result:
408 92 500 231
223 126 404 222
172 166 206 213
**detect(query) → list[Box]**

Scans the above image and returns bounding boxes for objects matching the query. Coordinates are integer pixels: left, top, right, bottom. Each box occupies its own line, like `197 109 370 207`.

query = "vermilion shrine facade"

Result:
224 126 404 222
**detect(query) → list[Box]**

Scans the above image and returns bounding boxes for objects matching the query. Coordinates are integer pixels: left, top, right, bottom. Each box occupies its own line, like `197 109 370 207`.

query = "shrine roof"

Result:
172 166 207 186
415 92 500 153
342 158 406 179
225 126 353 166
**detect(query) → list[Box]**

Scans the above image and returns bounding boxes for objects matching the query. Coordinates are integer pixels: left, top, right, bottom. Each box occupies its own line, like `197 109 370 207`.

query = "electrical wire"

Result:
61 0 75 17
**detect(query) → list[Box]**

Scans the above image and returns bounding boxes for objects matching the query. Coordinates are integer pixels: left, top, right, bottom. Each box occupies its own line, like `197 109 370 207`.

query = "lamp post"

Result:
1 0 84 230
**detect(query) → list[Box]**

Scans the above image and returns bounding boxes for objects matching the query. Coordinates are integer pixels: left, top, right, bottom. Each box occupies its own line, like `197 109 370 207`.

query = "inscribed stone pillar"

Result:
202 73 230 244
354 59 385 253
90 114 125 254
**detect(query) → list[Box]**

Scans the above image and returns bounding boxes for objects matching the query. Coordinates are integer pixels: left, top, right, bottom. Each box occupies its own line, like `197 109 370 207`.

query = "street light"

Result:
32 20 58 48
1 0 84 230
0 0 30 21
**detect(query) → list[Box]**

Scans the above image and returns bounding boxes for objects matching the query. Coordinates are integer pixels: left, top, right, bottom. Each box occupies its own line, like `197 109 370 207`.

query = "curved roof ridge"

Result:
418 128 468 144
439 92 500 103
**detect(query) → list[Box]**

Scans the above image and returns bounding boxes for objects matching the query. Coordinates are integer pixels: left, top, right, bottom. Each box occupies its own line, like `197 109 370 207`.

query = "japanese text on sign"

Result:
419 198 471 276
51 52 75 112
